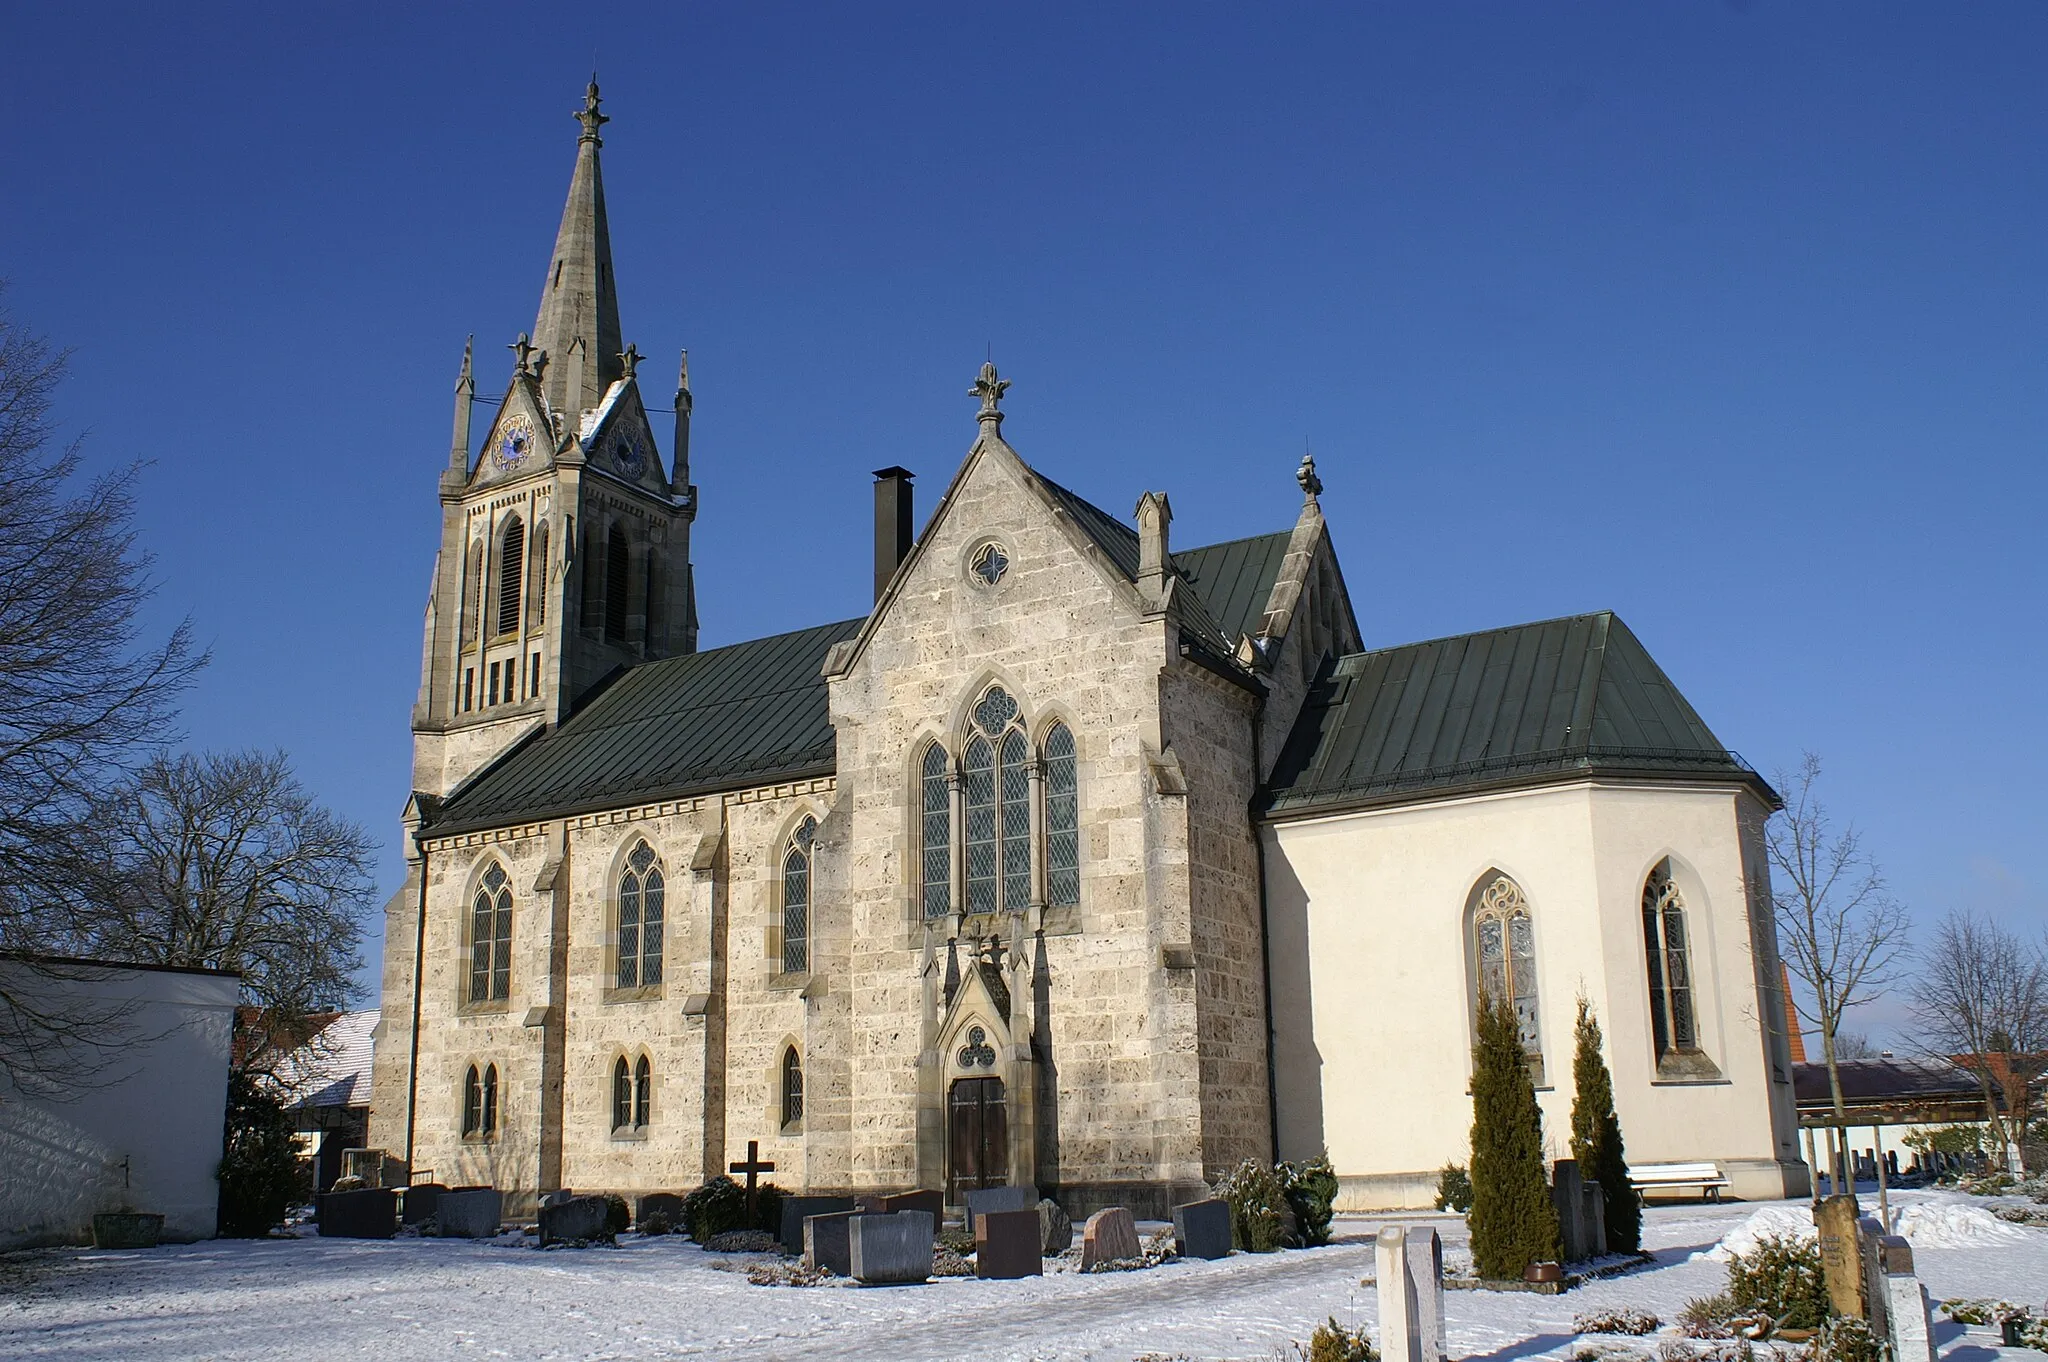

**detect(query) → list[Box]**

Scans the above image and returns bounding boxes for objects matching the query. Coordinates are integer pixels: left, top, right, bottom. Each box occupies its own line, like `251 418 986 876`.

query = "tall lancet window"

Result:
782 816 816 975
497 516 525 636
528 521 550 630
462 539 484 645
1472 875 1541 1062
963 686 1029 914
919 742 951 919
1043 722 1078 907
1643 862 1699 1058
469 863 513 1003
616 840 664 990
605 524 629 641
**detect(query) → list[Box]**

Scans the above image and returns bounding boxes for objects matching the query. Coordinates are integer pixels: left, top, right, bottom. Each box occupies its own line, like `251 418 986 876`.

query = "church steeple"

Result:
531 79 623 420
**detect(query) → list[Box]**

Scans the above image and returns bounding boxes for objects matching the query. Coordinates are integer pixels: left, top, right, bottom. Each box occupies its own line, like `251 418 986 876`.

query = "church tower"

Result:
411 82 697 801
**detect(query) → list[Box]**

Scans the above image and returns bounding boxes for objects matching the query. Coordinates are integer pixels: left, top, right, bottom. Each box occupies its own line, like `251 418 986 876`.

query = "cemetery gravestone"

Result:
975 1207 1043 1279
1815 1195 1866 1320
965 1183 1038 1230
320 1187 399 1239
850 1209 935 1284
1406 1225 1447 1362
1856 1216 1890 1341
728 1140 777 1225
1551 1160 1591 1263
436 1187 503 1239
1878 1235 1935 1362
1080 1207 1141 1270
1581 1182 1608 1260
805 1210 860 1276
779 1196 856 1253
874 1189 944 1221
401 1182 447 1226
539 1193 611 1246
1172 1198 1232 1260
1037 1198 1073 1254
1376 1225 1423 1362
636 1192 686 1231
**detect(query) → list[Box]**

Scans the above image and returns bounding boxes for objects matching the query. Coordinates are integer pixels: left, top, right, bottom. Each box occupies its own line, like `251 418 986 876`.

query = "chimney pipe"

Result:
872 467 915 603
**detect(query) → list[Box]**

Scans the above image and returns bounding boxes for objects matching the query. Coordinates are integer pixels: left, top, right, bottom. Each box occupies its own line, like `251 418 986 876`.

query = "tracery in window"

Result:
970 541 1009 587
463 1064 483 1136
1043 722 1078 907
782 817 816 974
482 1064 498 1134
469 863 513 1003
616 841 665 990
919 742 951 919
1643 862 1699 1058
497 515 525 636
634 1055 652 1128
781 1046 804 1129
612 1056 633 1131
1473 875 1541 1060
963 686 1028 915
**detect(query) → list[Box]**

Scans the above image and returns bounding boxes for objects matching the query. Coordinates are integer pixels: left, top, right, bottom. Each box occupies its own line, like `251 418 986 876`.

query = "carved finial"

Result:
619 343 641 380
1297 451 1322 503
509 332 536 377
456 335 474 390
676 348 690 393
577 80 609 145
971 361 1010 424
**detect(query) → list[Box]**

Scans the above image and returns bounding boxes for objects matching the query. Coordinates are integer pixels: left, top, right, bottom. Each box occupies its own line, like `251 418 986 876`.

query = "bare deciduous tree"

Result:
66 749 379 1072
0 290 205 1090
1767 752 1911 1194
1910 908 2048 1174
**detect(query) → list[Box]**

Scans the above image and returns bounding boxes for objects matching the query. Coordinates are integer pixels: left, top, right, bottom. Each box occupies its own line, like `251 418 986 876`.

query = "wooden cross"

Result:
729 1139 776 1222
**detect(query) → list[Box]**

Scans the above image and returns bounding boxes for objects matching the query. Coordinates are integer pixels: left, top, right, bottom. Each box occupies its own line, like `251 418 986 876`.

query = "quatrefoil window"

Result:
957 1025 996 1069
969 542 1009 587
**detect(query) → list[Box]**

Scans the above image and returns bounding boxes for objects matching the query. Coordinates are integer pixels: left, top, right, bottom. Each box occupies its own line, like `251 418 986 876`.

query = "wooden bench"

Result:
1628 1161 1731 1202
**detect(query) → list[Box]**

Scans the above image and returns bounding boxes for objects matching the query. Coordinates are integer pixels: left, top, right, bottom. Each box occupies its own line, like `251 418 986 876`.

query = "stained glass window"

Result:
999 728 1031 911
781 1047 804 1128
970 542 1009 586
612 1056 632 1131
616 841 664 989
470 863 513 1002
963 736 997 914
1473 876 1541 1058
1643 864 1699 1057
633 1055 652 1128
1044 723 1078 907
920 743 951 919
783 817 815 974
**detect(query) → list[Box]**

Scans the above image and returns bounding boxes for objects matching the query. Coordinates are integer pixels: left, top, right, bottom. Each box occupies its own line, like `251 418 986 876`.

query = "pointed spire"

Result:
531 79 623 420
672 348 693 492
449 336 474 472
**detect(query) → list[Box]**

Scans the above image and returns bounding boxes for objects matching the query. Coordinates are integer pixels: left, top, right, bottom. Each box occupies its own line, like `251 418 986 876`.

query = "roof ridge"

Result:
1175 527 1294 559
1338 610 1619 662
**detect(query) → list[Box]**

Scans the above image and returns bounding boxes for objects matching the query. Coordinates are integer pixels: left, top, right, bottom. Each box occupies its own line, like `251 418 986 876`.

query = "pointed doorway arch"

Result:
948 1066 1008 1205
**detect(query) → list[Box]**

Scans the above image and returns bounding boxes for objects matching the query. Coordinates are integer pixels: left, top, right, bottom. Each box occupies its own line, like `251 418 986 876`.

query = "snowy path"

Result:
2 1194 2043 1361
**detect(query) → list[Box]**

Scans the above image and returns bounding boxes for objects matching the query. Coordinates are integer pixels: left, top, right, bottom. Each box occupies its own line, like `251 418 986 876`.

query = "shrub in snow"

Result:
1282 1153 1340 1247
1436 1163 1473 1214
1569 998 1641 1254
1216 1159 1289 1252
603 1195 630 1238
639 1210 674 1236
1573 1307 1661 1335
1724 1233 1828 1331
218 1070 308 1238
678 1175 785 1241
1303 1316 1376 1362
1799 1318 1883 1362
1468 991 1561 1280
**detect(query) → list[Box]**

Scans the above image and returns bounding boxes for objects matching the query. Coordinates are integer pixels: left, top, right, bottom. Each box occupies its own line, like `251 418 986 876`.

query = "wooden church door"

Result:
947 1076 1007 1204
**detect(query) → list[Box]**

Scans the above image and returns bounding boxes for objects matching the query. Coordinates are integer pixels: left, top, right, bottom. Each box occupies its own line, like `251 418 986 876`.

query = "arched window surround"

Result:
604 522 630 642
496 514 525 637
611 838 666 997
612 1052 653 1135
780 1044 804 1131
777 812 819 977
462 1061 500 1139
1638 854 1724 1082
465 861 514 1007
1466 870 1545 1085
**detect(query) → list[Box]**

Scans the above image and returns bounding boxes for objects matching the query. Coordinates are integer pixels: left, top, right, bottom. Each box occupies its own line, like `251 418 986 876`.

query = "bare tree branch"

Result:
1909 908 2048 1174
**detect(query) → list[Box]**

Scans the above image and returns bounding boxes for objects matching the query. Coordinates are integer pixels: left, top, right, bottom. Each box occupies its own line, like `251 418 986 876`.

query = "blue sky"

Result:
3 4 2042 1044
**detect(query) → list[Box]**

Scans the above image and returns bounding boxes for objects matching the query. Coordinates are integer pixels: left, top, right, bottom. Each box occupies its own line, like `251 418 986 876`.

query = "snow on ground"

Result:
2 1193 2044 1362
1705 1192 2035 1260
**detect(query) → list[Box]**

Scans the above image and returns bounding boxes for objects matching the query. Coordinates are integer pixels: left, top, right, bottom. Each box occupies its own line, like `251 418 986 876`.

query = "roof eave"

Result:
1259 758 1776 824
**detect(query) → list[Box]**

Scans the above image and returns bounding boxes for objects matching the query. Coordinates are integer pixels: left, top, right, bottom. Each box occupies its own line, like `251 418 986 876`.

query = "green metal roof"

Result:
1175 531 1293 646
424 617 864 835
1262 612 1773 817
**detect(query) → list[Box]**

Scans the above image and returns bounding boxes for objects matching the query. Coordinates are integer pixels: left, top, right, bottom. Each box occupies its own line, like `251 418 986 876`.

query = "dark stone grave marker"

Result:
1172 1198 1232 1260
437 1187 503 1239
401 1182 447 1226
636 1192 686 1232
975 1206 1042 1279
320 1188 398 1239
850 1209 935 1284
805 1210 860 1275
780 1195 856 1253
964 1183 1037 1231
539 1193 611 1246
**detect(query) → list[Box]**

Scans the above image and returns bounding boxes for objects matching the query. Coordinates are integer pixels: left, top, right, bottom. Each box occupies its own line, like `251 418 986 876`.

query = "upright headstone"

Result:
1878 1236 1935 1362
975 1207 1043 1279
1172 1198 1233 1261
321 1187 399 1239
1037 1197 1074 1254
1581 1181 1608 1260
1815 1195 1866 1320
538 1193 611 1246
1551 1161 1590 1263
1376 1226 1423 1362
401 1182 447 1226
1080 1207 1141 1269
436 1187 503 1239
1406 1225 1446 1362
804 1210 860 1276
875 1189 944 1222
965 1183 1038 1230
850 1209 935 1284
1856 1216 1890 1342
779 1195 856 1253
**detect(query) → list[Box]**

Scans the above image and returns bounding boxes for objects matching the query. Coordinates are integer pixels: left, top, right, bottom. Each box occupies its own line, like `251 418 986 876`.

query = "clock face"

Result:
495 413 535 469
609 427 647 478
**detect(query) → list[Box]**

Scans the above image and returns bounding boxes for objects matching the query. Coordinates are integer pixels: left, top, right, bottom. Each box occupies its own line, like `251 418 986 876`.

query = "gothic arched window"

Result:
612 1056 633 1132
469 863 513 1003
634 1055 652 1128
1043 721 1078 907
644 547 663 650
605 523 629 641
462 538 484 646
462 1064 483 1136
782 817 816 975
528 520 550 630
781 1046 804 1129
616 841 665 990
963 686 1029 914
1472 875 1542 1062
920 742 951 920
1643 862 1699 1058
497 516 525 636
482 1063 498 1134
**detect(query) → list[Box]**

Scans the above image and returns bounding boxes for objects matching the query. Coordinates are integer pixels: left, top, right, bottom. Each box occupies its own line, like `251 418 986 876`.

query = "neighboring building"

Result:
0 956 238 1248
369 84 1808 1215
274 1009 378 1193
1793 1056 2007 1183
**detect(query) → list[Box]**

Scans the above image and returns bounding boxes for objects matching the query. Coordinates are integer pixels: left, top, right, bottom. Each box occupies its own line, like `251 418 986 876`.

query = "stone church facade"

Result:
369 86 1809 1216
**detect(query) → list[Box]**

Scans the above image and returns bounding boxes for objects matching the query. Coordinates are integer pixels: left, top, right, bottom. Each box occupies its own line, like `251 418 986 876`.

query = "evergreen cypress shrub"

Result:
1281 1153 1340 1247
1435 1163 1473 1213
1568 997 1642 1253
1216 1159 1288 1252
1467 991 1561 1280
217 1070 306 1237
1724 1233 1829 1330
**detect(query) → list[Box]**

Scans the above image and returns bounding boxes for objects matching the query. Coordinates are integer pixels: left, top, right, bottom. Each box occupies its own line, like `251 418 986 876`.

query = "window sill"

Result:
461 1133 498 1145
767 971 811 992
604 986 665 1005
457 1000 513 1018
1653 1050 1725 1084
610 1127 649 1143
779 1120 804 1137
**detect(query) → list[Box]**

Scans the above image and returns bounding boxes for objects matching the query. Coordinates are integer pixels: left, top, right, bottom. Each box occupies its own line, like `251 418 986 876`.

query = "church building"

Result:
369 85 1809 1216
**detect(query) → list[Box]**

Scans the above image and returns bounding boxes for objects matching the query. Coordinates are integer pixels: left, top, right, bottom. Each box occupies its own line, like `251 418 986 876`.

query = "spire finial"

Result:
577 79 609 145
676 349 690 394
510 332 536 377
1297 450 1323 504
619 343 641 380
970 360 1010 426
457 335 474 388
